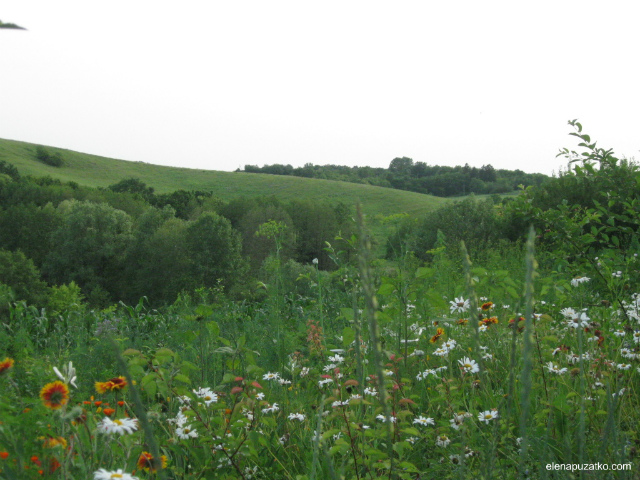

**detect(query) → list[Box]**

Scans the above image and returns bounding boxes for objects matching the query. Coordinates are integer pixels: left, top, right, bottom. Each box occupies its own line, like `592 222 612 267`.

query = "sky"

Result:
1 1 639 176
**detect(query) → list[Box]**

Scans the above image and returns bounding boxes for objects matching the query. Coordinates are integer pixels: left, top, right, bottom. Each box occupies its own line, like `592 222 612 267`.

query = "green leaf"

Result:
415 267 435 279
206 321 219 338
377 283 395 296
342 326 355 347
173 374 191 384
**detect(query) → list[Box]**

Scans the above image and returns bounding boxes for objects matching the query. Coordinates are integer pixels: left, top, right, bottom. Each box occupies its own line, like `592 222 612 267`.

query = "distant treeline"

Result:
240 157 549 196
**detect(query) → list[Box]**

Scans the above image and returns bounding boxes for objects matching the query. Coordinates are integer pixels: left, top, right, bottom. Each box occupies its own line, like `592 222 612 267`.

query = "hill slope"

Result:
0 138 448 217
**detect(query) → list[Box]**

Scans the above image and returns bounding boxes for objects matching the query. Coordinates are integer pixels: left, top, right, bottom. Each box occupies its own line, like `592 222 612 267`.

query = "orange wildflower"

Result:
137 451 167 472
95 376 127 394
103 408 115 416
480 302 494 311
430 327 445 344
0 451 9 460
42 437 67 449
0 358 14 375
40 381 70 410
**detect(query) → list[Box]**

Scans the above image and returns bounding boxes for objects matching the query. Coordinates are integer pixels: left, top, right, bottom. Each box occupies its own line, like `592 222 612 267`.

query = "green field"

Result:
0 138 448 218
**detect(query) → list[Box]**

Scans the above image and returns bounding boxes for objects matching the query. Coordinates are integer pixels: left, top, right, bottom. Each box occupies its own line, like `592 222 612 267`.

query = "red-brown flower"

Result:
40 381 70 410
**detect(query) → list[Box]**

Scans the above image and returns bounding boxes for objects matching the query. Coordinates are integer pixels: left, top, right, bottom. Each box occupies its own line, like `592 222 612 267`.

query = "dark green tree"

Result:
43 200 134 302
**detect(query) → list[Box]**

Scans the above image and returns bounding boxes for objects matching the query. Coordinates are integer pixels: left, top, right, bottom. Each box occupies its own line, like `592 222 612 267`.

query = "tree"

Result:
108 178 155 202
185 212 246 291
43 200 134 302
389 157 414 173
239 204 295 269
0 249 48 305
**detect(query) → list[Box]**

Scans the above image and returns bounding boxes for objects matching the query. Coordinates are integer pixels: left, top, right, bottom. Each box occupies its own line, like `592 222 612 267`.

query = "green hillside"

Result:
0 138 448 218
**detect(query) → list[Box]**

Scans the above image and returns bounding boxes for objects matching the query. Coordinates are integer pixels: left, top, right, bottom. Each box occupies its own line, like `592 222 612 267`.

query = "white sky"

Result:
1 1 639 176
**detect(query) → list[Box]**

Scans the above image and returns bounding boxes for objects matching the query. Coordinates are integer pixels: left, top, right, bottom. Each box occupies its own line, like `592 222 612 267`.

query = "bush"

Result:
34 146 64 167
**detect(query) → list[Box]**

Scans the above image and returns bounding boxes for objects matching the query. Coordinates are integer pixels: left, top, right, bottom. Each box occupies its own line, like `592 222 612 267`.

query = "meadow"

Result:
0 123 639 479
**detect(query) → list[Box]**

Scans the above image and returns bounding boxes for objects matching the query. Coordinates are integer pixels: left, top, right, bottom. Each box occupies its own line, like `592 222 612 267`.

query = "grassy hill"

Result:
0 138 449 218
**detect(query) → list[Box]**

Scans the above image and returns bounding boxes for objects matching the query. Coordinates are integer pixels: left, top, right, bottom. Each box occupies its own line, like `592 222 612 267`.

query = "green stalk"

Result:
519 226 536 479
356 204 393 476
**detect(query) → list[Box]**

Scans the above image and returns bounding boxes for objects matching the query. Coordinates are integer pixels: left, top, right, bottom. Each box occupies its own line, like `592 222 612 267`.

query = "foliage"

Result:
506 120 640 305
0 249 48 306
42 200 134 302
34 146 64 167
243 157 548 197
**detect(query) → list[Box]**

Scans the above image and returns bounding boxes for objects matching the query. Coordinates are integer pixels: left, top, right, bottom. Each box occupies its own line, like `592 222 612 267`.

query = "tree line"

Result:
241 157 548 196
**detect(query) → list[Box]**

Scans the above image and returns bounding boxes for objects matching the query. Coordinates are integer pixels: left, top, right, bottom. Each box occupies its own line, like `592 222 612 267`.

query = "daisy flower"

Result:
97 417 138 435
413 416 435 426
571 276 590 287
40 381 70 410
288 413 305 421
262 372 281 381
176 425 198 439
193 387 218 406
567 312 590 329
545 362 567 374
376 414 396 423
261 403 279 414
457 357 480 374
450 297 470 314
436 435 451 447
478 409 499 424
94 468 139 480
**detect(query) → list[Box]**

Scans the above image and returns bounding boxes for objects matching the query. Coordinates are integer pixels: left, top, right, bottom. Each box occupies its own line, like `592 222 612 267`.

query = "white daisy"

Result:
457 356 480 374
288 412 305 421
94 468 139 480
449 297 470 314
176 425 198 439
193 387 218 406
478 409 499 424
413 415 435 426
97 417 138 436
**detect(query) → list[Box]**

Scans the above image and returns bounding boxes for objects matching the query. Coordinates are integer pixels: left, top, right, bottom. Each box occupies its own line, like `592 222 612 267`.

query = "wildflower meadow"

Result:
1 124 639 479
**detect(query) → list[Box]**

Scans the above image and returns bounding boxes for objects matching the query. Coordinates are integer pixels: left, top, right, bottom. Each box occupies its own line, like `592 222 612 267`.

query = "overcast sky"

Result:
1 1 639 176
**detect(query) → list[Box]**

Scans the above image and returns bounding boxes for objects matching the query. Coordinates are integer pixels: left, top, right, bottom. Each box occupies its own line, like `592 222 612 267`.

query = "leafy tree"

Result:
43 200 134 302
0 203 61 266
185 212 246 291
0 160 20 180
133 217 193 304
0 249 48 305
239 204 295 269
413 197 504 260
108 178 155 202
